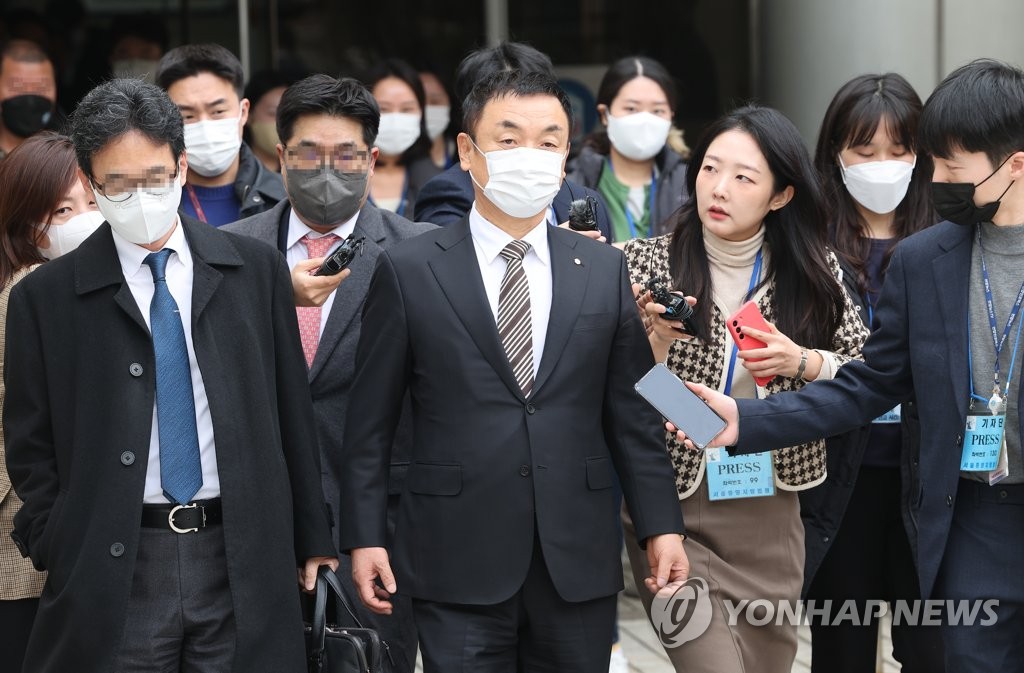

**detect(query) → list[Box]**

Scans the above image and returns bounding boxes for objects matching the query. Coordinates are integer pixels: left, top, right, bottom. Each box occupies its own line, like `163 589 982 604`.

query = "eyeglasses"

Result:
282 144 372 173
92 168 180 203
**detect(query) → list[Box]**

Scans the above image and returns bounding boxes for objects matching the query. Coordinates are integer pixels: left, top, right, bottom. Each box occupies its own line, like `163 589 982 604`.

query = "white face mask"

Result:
37 209 105 259
469 140 565 219
606 111 672 161
838 156 916 214
424 105 450 140
112 59 160 83
376 113 422 155
93 179 182 245
183 117 242 177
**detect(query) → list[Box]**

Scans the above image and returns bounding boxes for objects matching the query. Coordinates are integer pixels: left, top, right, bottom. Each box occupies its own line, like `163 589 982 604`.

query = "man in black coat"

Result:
340 70 687 673
4 78 336 672
223 74 435 673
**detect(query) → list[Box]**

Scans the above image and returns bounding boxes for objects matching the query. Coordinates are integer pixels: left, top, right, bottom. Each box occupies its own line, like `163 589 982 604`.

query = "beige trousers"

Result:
623 479 804 673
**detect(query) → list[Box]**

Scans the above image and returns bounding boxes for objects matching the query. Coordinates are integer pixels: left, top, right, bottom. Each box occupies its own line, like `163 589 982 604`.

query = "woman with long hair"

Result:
362 58 442 218
0 131 102 671
623 105 868 672
568 56 689 242
802 73 944 673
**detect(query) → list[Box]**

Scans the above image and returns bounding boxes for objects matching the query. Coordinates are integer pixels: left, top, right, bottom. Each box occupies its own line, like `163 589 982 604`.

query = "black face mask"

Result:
1 94 53 138
931 154 1015 226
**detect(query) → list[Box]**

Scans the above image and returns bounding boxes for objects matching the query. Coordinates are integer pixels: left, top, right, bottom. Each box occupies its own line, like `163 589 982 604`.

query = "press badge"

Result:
873 404 901 424
960 397 1006 472
706 447 775 501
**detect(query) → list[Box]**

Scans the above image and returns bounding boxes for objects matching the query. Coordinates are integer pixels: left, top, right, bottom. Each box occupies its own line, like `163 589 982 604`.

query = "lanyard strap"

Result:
608 159 656 239
976 226 1024 393
185 184 208 224
723 249 764 396
969 310 1024 403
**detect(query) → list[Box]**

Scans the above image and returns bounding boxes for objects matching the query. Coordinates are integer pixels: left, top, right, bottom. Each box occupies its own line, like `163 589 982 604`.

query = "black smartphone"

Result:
314 235 365 276
634 363 727 449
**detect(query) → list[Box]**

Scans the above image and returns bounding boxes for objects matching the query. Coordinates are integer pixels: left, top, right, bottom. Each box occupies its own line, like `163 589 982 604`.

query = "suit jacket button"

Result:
252 195 262 203
129 363 144 377
946 494 953 507
120 451 136 466
526 403 536 415
110 542 125 557
519 465 531 477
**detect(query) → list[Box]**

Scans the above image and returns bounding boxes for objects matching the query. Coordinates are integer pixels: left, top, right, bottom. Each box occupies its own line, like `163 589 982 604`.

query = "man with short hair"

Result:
341 70 687 672
5 78 337 672
223 74 433 673
680 58 1024 673
156 43 285 225
0 39 59 159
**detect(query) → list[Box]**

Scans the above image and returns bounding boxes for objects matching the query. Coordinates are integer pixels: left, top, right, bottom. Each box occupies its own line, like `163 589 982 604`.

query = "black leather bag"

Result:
306 567 393 673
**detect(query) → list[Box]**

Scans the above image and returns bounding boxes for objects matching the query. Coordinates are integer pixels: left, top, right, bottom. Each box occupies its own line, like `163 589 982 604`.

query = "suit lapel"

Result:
75 224 149 333
533 228 589 395
932 224 973 420
428 217 526 400
181 216 243 322
308 206 386 381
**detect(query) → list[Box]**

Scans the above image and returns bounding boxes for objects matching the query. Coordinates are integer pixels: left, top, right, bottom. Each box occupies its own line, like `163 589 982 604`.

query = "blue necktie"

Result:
143 249 203 505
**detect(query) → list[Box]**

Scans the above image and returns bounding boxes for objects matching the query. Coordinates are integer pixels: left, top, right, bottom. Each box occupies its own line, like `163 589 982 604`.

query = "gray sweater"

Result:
966 221 1024 483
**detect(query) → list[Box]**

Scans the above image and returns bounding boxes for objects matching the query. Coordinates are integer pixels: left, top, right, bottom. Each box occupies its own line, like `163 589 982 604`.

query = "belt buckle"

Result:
168 503 204 534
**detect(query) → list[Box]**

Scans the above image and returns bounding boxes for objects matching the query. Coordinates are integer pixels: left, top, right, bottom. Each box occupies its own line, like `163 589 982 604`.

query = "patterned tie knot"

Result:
500 239 531 264
143 248 173 281
301 233 341 259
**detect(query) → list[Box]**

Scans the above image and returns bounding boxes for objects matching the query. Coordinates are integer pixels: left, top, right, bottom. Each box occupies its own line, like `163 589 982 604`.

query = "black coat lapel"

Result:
427 217 526 401
932 225 973 420
533 227 589 395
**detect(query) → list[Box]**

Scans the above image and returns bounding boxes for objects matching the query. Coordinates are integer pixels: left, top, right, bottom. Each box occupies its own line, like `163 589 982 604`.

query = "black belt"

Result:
141 498 222 533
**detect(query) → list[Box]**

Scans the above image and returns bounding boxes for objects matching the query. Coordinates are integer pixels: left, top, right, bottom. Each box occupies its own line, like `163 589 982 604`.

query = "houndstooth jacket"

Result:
1 265 46 600
624 235 869 499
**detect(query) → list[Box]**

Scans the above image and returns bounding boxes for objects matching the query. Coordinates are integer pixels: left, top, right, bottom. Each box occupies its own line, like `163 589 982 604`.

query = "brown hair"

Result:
0 131 78 288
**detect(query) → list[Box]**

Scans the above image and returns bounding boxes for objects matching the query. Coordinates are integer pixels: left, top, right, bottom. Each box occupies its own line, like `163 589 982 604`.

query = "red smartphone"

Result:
725 301 773 387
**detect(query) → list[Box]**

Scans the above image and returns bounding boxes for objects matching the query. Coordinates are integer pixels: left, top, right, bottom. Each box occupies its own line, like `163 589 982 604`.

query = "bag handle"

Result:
318 565 370 629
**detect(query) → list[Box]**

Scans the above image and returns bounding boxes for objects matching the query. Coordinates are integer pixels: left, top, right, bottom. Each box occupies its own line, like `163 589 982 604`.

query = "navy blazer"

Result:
730 220 1006 601
413 163 614 241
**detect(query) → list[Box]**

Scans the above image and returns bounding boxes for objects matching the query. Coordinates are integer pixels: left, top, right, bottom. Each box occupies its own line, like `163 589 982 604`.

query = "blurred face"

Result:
601 76 671 122
166 72 249 130
86 130 186 199
0 57 56 103
838 121 913 168
695 129 792 242
373 76 421 115
420 72 449 107
249 86 286 125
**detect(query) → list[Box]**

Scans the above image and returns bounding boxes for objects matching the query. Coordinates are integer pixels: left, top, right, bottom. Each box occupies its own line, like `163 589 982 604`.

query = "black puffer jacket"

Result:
567 145 688 239
234 142 287 220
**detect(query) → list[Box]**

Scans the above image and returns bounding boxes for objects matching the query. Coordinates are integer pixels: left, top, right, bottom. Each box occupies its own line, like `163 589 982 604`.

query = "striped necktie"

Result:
498 240 534 396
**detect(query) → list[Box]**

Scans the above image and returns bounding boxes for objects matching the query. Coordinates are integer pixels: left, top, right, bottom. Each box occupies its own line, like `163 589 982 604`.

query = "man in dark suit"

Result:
674 59 1024 673
4 78 337 672
223 74 433 673
340 70 687 673
414 41 614 241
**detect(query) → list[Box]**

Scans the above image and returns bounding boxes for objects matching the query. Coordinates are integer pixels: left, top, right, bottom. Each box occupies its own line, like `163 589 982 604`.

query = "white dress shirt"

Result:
111 220 221 503
284 207 359 336
469 204 552 379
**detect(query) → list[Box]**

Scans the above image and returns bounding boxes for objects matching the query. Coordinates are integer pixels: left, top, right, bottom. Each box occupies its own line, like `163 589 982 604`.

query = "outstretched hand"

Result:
666 381 739 449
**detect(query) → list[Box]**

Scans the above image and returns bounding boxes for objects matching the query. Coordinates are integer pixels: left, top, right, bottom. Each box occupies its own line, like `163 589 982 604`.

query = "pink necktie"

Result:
296 233 340 368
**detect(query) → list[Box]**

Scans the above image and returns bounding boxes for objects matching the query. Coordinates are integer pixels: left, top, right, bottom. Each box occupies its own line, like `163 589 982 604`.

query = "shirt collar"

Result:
469 204 550 267
286 206 359 251
111 217 191 279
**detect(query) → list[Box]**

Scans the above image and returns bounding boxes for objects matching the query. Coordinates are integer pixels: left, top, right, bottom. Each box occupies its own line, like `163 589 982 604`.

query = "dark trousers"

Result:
115 524 235 673
807 466 945 673
934 479 1024 673
413 536 617 673
0 597 38 673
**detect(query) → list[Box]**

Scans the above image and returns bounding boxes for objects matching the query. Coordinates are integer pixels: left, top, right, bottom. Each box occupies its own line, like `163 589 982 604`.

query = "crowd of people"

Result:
0 14 1020 673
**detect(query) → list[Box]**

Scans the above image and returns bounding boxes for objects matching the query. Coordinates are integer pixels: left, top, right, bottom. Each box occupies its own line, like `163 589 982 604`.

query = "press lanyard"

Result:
975 226 1024 409
185 184 208 224
723 249 764 396
607 159 656 239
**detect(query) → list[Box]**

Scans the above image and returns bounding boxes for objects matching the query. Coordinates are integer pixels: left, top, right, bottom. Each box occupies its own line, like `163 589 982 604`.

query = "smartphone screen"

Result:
634 363 727 449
